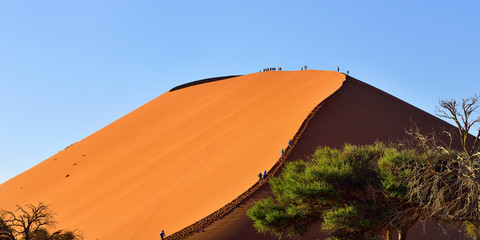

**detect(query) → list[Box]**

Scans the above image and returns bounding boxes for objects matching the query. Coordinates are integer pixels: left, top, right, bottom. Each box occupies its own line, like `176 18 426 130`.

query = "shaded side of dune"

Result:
169 75 241 92
185 75 467 240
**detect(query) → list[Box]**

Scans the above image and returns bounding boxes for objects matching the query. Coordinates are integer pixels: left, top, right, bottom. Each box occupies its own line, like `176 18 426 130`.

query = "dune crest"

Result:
0 70 344 240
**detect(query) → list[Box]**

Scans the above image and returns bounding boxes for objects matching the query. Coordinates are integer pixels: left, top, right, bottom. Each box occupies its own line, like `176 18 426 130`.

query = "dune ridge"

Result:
169 75 242 92
166 76 347 240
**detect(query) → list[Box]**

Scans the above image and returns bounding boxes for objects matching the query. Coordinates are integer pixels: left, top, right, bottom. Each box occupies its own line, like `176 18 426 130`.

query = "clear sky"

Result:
1 1 479 184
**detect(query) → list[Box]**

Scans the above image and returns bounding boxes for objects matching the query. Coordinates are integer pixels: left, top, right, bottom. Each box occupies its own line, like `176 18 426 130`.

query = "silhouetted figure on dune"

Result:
263 170 267 180
258 173 263 183
160 230 165 240
337 66 340 72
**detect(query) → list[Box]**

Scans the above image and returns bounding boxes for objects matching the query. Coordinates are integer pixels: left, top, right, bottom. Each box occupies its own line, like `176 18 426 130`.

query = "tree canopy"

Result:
247 143 420 240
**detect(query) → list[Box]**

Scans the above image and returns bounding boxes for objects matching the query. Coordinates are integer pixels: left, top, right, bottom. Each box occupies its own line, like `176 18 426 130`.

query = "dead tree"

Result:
0 202 55 240
436 95 480 157
405 95 480 229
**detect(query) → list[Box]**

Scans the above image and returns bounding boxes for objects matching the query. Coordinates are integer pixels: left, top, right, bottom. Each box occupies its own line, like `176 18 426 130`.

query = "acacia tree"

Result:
404 95 480 235
0 202 82 240
247 144 420 240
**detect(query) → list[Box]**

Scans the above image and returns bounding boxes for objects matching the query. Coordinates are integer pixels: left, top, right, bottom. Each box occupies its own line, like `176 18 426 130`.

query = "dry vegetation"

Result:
0 202 82 240
403 95 480 233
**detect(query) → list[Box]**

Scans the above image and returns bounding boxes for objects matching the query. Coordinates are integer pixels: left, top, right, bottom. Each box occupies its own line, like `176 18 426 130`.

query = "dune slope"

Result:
186 76 467 240
0 70 344 240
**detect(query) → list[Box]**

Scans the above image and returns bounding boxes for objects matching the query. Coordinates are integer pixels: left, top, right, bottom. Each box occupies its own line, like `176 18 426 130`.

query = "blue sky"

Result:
1 1 479 184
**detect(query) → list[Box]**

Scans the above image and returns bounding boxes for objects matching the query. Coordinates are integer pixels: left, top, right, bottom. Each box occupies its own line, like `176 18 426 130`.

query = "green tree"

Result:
247 144 420 240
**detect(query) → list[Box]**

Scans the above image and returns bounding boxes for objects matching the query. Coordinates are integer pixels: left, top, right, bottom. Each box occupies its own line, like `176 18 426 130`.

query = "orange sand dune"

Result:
186 76 468 240
0 70 345 239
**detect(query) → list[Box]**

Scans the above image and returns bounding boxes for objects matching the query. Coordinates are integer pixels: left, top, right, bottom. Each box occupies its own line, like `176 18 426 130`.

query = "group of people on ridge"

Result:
262 65 311 72
259 139 293 184
261 67 282 72
258 170 268 183
260 65 350 75
337 66 350 75
283 139 293 157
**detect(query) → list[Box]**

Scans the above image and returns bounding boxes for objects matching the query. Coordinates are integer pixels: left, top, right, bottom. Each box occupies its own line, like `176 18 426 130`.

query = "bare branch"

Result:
0 202 56 240
406 94 480 228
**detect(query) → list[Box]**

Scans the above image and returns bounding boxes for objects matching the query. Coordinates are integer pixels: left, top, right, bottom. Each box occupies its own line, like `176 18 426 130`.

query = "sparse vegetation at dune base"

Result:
0 202 82 240
248 95 480 240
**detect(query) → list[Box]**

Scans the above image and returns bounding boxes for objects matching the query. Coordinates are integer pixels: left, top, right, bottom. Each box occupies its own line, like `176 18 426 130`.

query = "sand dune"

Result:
0 70 345 240
185 76 467 240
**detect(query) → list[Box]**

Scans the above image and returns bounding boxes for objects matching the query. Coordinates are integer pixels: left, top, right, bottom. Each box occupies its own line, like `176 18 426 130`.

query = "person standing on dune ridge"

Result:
160 230 165 240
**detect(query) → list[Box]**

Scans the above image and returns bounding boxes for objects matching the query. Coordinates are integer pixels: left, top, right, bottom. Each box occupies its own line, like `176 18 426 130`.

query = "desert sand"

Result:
0 70 345 239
